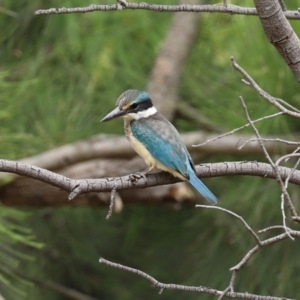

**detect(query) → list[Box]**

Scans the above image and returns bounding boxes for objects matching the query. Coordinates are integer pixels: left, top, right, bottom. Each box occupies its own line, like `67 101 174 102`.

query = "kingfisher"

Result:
101 90 218 205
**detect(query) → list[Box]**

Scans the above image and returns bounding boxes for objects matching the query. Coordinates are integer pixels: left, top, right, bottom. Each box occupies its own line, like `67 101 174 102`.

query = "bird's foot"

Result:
129 172 147 181
129 167 154 182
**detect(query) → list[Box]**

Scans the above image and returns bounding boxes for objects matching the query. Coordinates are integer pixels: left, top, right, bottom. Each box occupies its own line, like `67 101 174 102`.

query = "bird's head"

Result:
101 90 157 122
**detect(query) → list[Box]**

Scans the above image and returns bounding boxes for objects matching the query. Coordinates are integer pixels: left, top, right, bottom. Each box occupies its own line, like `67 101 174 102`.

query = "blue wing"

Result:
131 114 190 177
131 114 219 205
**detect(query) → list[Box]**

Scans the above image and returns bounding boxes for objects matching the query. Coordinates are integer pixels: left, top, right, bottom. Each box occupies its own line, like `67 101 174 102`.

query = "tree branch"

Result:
230 229 300 272
0 175 195 207
254 0 300 83
1 160 300 206
231 57 300 117
34 3 300 20
99 257 295 300
197 203 300 298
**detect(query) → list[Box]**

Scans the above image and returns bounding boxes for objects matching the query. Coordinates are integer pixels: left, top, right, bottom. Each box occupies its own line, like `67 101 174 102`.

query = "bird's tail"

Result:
189 172 219 205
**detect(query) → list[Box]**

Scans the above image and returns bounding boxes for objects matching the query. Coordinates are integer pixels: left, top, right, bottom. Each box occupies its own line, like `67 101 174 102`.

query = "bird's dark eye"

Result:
131 103 139 109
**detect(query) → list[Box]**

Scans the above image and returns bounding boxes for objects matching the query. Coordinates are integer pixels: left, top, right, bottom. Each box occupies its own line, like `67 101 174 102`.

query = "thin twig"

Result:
230 230 300 271
280 192 294 240
275 153 300 166
275 152 300 231
278 0 286 11
231 57 300 119
218 270 237 300
238 137 300 150
106 186 117 220
240 96 298 237
291 216 300 222
282 157 300 237
196 205 261 245
99 257 294 300
239 96 298 218
276 97 300 113
283 157 300 193
258 225 293 234
194 112 283 147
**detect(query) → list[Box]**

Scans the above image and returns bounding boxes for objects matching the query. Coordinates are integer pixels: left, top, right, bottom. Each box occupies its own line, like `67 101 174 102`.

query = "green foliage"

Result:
1 0 300 299
0 206 43 299
1 0 174 154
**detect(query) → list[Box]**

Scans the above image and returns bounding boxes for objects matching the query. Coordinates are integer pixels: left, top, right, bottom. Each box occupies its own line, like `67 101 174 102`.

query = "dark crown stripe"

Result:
137 99 153 111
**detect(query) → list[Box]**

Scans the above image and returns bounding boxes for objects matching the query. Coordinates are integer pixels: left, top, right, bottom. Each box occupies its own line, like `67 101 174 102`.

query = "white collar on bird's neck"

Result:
125 106 157 120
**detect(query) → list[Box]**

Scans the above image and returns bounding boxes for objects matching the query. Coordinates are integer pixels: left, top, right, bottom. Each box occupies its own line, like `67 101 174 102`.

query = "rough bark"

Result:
1 159 299 206
254 0 300 83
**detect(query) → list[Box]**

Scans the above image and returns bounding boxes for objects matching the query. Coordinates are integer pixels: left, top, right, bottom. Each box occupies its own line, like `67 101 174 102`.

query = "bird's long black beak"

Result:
101 106 125 122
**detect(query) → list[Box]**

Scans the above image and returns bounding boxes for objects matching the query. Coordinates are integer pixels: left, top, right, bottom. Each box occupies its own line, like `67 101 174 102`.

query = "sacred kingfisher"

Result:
101 90 218 205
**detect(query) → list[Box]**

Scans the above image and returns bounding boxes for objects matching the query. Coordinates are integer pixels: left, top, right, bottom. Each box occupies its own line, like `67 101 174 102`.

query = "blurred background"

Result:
0 0 300 299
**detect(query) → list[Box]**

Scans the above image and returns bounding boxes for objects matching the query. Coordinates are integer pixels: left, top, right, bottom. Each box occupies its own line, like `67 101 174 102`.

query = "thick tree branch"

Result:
34 3 300 20
1 160 300 206
0 174 194 207
254 0 300 83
